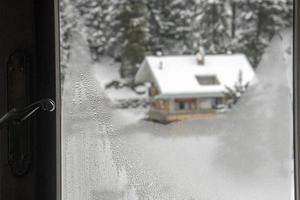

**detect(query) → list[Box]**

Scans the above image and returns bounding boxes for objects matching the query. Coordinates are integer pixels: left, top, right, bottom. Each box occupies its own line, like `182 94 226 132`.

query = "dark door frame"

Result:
34 0 61 199
0 0 61 199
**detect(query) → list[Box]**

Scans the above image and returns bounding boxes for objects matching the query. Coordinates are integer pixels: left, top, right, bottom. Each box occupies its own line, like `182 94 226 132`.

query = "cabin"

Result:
134 51 256 123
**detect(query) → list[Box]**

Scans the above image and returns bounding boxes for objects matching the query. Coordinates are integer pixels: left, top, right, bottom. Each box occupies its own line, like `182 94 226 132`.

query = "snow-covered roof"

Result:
135 54 257 99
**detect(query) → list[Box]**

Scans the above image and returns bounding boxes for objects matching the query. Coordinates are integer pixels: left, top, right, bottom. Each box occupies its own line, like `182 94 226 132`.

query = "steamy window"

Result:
59 1 294 200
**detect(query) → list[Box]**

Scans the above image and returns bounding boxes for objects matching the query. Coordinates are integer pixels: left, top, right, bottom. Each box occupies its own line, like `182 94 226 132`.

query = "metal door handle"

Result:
0 98 55 127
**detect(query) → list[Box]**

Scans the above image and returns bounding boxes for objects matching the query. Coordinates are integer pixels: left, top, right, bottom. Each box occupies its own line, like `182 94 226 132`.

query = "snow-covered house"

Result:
135 52 256 122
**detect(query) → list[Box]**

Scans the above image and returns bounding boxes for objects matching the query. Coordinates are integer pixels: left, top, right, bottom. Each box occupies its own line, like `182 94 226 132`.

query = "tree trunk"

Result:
231 1 236 38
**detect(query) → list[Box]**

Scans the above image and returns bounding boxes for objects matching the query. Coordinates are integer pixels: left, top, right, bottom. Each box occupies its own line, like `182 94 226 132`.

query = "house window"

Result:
175 99 196 111
198 98 213 109
213 98 224 108
196 75 220 85
179 102 185 110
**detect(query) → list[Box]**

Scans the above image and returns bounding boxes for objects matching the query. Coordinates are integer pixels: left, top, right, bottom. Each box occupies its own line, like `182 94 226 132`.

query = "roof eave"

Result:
155 92 225 99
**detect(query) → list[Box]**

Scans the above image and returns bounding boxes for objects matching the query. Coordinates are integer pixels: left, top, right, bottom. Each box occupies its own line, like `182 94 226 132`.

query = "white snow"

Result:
91 57 147 125
93 57 147 103
62 30 294 200
135 54 257 98
111 108 147 128
280 30 293 97
93 57 121 89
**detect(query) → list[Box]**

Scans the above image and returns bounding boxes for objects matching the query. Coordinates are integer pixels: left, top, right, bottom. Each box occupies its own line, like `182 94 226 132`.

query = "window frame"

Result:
195 75 220 86
294 0 299 199
54 0 62 199
53 1 300 200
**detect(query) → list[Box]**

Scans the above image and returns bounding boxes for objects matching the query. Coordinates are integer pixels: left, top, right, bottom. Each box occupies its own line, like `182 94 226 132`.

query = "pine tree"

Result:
231 0 292 67
199 0 231 54
74 0 120 60
117 0 148 82
284 0 293 28
59 0 294 71
146 0 175 54
146 0 205 55
60 0 75 67
59 0 82 82
167 0 200 54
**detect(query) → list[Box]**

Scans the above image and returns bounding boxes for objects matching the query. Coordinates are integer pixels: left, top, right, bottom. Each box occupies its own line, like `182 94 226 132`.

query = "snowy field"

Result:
62 30 294 200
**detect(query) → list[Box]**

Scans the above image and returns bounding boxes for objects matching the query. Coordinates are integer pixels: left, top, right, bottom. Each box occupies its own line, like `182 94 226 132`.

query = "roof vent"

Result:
196 47 205 65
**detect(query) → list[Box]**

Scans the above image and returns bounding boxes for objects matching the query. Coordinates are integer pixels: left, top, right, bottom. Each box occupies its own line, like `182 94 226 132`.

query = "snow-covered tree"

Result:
59 0 83 83
73 0 120 60
60 0 75 67
116 0 149 81
146 0 205 55
60 0 293 71
167 0 202 54
199 0 231 54
230 0 292 67
146 0 173 54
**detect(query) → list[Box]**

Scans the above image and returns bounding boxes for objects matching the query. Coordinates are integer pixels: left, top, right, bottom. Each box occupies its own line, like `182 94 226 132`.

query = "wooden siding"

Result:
149 109 221 123
149 82 159 97
151 99 170 112
149 96 227 122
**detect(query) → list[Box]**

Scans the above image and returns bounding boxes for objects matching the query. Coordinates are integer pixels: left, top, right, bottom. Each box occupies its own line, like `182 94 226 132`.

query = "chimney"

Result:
196 46 205 65
159 61 163 70
156 51 163 56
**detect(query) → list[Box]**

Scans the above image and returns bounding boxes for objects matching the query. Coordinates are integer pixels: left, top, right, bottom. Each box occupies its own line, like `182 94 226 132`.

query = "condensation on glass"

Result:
60 1 294 200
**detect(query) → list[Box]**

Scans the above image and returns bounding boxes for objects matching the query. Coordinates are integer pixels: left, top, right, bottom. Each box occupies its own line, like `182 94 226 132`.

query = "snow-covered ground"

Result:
62 30 294 200
91 56 148 124
93 57 147 103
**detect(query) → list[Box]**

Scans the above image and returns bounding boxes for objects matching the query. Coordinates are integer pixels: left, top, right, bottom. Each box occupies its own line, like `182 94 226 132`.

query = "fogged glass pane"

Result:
60 1 294 200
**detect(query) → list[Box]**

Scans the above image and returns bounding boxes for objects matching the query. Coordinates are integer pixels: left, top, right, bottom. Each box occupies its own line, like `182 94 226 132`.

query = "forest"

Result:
60 0 293 81
60 2 294 199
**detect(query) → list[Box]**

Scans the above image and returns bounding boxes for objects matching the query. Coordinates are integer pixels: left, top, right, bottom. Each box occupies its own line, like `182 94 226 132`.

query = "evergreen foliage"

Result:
60 0 293 78
199 0 231 54
73 0 119 60
230 0 293 66
116 0 148 80
59 0 79 69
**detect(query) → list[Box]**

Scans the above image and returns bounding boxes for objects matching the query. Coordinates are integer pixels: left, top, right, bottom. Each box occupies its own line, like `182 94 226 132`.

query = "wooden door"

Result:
0 1 59 200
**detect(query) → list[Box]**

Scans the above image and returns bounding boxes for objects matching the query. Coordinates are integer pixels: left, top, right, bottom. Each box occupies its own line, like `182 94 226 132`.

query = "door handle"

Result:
4 50 57 177
0 98 55 176
0 98 55 127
